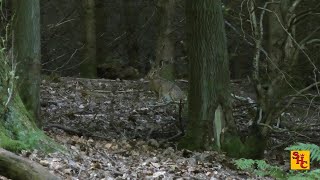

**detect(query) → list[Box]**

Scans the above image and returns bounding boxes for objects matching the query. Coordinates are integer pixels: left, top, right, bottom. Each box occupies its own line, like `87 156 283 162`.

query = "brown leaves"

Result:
36 77 266 179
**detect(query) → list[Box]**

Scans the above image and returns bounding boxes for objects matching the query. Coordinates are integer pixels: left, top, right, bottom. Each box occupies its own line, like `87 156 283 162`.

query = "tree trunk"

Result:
256 0 299 136
179 0 237 151
0 51 57 152
96 1 108 65
12 0 41 126
81 0 97 78
1 3 58 156
154 0 176 80
121 0 140 70
0 148 60 180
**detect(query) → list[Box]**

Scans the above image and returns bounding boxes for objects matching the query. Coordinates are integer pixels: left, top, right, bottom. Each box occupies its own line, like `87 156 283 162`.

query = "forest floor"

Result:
11 77 319 179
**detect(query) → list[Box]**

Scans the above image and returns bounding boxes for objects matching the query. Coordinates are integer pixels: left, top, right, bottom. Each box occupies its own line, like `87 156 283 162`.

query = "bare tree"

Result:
247 0 320 136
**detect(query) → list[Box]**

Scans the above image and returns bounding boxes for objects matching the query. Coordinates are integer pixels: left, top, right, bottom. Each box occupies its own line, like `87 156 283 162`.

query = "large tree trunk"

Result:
1 0 58 161
81 0 97 78
12 0 41 126
179 0 237 151
0 49 59 180
0 148 60 180
0 52 56 152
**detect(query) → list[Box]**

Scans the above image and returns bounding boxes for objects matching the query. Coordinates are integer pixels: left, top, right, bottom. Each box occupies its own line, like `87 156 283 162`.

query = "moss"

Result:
221 132 266 159
221 134 246 158
178 120 212 151
0 132 27 152
178 133 203 150
0 124 61 152
0 84 61 153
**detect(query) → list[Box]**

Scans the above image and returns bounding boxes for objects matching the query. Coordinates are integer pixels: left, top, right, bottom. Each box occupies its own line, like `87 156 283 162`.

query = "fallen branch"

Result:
0 148 60 180
44 124 111 141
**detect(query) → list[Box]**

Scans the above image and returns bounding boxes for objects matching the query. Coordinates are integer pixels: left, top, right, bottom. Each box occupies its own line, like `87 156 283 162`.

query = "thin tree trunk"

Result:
154 0 176 80
81 0 97 78
121 0 140 70
96 1 107 65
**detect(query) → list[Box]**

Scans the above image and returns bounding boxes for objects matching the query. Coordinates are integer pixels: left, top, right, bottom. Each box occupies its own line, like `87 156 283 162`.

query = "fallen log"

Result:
0 148 60 180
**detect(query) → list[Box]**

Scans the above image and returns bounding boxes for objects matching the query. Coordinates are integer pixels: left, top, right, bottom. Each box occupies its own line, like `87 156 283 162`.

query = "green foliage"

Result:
234 143 320 179
285 143 320 162
234 159 285 179
287 169 320 180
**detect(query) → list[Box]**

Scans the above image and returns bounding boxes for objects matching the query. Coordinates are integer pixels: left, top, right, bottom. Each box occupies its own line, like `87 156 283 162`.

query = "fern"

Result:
288 169 320 180
234 143 320 179
285 143 320 162
234 159 285 178
234 158 255 170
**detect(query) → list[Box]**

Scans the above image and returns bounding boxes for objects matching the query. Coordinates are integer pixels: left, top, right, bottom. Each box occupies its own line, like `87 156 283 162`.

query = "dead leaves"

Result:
34 77 268 179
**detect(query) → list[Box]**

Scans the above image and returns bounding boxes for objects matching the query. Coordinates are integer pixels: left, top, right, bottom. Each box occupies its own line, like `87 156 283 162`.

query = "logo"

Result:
290 150 310 170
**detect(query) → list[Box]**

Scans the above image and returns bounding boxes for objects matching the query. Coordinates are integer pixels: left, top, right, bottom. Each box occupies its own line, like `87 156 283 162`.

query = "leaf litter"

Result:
20 77 274 179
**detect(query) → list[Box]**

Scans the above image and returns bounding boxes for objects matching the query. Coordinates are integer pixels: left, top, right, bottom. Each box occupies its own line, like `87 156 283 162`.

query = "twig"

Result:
159 132 183 145
278 81 320 116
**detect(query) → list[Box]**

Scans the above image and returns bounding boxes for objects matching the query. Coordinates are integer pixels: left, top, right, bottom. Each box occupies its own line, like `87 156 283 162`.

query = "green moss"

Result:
221 132 266 159
0 126 61 152
221 134 246 158
0 93 62 153
178 133 202 150
178 120 213 151
0 132 27 151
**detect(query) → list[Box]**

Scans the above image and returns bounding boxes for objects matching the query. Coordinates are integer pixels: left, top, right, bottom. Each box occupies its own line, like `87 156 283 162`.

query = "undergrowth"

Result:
234 143 320 179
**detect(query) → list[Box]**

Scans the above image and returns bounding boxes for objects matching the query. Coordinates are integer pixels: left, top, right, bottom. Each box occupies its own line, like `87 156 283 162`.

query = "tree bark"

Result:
121 0 140 70
12 0 41 126
179 0 236 151
81 0 97 78
154 0 176 80
0 148 60 180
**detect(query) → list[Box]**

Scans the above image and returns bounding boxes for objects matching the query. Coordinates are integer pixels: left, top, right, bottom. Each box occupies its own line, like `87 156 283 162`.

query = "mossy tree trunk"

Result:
81 0 97 78
0 51 57 152
154 0 176 80
0 47 59 180
12 0 41 126
179 0 238 153
1 2 60 174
